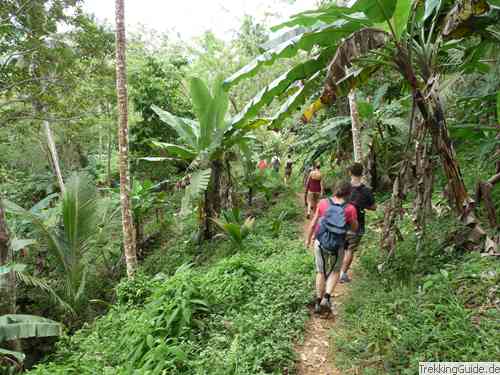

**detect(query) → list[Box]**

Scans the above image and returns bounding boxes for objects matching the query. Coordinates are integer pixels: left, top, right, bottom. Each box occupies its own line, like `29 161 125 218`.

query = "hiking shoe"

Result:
322 298 337 315
340 273 351 283
314 300 322 314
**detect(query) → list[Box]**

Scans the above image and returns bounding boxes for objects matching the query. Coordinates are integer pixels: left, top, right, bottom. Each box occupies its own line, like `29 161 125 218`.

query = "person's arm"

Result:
306 207 320 247
320 178 324 196
350 218 359 232
347 205 359 232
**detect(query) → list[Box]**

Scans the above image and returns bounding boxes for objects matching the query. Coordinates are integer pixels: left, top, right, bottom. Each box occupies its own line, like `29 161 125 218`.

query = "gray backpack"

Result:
316 199 347 254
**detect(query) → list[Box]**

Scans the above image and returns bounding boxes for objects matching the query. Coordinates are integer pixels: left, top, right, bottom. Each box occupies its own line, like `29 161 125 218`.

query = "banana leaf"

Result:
223 16 371 89
0 314 62 342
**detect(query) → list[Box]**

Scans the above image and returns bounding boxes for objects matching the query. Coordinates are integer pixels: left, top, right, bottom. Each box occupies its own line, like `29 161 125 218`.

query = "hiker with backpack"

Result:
305 181 358 314
284 155 293 184
340 163 376 283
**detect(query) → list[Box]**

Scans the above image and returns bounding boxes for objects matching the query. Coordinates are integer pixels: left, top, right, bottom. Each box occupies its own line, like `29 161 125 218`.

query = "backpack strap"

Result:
328 198 345 208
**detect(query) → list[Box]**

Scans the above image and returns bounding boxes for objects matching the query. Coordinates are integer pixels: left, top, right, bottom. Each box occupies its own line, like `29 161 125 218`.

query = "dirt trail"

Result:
294 197 349 375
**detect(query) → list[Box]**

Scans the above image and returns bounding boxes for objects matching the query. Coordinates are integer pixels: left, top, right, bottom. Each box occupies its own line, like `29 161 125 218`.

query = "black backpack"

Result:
316 199 348 254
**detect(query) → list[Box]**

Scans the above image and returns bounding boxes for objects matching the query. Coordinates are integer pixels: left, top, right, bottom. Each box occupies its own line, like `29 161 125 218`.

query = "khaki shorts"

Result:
314 240 344 274
346 233 363 252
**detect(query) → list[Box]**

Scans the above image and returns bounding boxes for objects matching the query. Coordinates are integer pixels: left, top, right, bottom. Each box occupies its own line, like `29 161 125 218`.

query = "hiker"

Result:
284 155 293 184
306 181 358 314
257 159 268 171
340 162 376 283
271 155 281 173
304 162 323 219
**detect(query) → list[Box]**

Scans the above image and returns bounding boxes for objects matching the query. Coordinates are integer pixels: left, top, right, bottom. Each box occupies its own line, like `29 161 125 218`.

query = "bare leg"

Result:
315 272 326 298
325 271 340 295
342 250 354 274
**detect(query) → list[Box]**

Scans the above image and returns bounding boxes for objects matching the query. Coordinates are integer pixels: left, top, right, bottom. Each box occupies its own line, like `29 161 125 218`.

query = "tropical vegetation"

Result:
0 0 498 373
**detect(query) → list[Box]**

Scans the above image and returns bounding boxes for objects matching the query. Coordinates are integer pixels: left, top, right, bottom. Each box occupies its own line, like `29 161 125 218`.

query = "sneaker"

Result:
314 299 322 314
340 273 351 283
322 298 337 315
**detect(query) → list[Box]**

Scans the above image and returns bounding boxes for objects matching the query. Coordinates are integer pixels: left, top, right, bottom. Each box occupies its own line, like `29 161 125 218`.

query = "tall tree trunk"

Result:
34 100 65 194
348 89 363 163
0 199 16 316
107 124 113 187
115 0 137 278
43 120 65 194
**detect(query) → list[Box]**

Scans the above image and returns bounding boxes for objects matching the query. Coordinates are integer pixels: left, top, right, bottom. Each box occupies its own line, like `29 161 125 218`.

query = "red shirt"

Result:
307 178 322 193
315 199 357 234
257 160 267 170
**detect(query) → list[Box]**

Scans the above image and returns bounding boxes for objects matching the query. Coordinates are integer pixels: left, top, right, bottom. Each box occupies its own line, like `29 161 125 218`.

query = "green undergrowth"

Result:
332 213 500 375
28 192 314 374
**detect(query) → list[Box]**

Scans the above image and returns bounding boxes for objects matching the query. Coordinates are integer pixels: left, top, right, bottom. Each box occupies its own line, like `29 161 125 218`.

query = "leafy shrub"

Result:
28 190 315 374
333 218 500 375
212 208 255 248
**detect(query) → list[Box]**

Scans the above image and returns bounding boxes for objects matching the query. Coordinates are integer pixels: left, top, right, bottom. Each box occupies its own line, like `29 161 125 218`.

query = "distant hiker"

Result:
304 162 323 219
271 155 281 173
284 155 293 184
306 181 358 314
340 163 376 283
257 159 268 171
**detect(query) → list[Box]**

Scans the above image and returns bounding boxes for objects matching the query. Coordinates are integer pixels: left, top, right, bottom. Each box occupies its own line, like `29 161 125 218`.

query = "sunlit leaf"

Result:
393 0 413 38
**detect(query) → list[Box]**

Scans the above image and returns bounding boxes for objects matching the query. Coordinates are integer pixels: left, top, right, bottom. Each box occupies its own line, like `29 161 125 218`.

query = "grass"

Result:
331 212 500 375
28 190 316 374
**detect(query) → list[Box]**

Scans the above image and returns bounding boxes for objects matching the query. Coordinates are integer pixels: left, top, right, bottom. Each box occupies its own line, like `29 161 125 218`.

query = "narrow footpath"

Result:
294 195 350 375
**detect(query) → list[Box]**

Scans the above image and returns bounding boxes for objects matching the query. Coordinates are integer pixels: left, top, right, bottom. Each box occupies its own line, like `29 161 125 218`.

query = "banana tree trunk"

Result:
348 89 363 163
0 199 15 316
394 50 471 216
203 159 223 240
115 0 137 278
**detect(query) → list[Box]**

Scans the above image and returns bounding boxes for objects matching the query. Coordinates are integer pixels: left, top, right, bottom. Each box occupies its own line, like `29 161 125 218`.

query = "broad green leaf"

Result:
229 50 335 130
212 78 229 132
270 71 324 129
224 18 371 89
190 78 213 149
353 0 398 22
0 314 62 342
271 4 362 31
151 105 198 149
151 141 197 161
393 0 413 38
424 0 441 20
261 27 308 50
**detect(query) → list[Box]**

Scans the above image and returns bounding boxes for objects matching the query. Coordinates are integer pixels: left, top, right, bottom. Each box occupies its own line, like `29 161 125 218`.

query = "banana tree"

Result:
223 0 500 226
151 78 261 240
